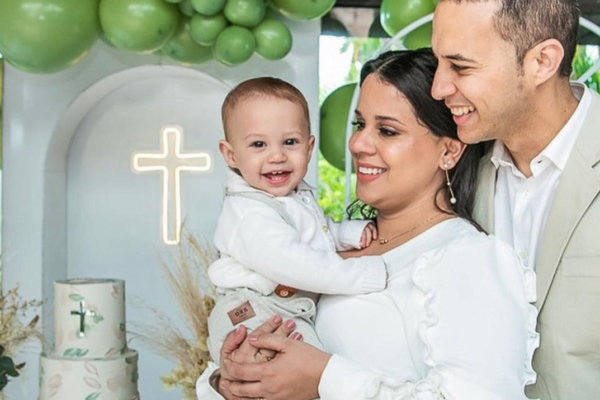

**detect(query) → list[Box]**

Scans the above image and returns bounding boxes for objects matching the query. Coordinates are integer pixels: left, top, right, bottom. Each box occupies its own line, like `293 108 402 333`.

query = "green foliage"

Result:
572 45 600 93
317 153 355 221
0 345 20 392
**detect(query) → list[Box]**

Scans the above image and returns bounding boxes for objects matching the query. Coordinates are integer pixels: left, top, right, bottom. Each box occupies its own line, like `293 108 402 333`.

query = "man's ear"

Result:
219 140 237 169
438 137 466 170
526 38 565 86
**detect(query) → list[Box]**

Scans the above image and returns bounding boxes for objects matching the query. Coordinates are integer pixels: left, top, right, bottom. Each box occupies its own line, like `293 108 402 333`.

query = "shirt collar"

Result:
489 82 591 174
225 168 315 196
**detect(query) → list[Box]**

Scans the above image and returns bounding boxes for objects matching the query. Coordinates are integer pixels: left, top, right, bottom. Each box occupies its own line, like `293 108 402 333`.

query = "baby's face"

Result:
222 97 314 197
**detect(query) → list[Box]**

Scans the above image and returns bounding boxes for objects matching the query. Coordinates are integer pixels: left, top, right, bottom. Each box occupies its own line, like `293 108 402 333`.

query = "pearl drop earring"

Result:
443 161 457 205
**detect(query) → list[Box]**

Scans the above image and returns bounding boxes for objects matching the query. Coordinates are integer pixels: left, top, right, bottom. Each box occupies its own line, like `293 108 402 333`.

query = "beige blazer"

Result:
473 90 600 400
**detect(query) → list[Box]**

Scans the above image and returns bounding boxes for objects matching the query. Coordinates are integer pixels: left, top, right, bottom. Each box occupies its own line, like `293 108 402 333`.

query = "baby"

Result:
207 77 387 362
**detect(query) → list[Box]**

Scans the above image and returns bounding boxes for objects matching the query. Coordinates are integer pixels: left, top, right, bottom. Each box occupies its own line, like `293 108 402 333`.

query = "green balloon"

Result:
190 13 228 45
0 0 100 74
380 0 434 37
270 0 336 21
404 23 432 49
320 83 357 172
191 0 226 16
162 18 213 64
321 16 350 37
214 26 255 66
368 14 390 38
224 0 266 28
179 0 196 16
100 0 180 53
252 18 292 60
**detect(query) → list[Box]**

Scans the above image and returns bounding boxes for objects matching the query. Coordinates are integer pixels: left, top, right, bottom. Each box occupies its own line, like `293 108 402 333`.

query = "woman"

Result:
197 48 538 400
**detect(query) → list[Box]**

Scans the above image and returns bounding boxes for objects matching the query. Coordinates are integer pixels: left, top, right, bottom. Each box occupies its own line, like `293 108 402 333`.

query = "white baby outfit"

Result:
207 170 387 362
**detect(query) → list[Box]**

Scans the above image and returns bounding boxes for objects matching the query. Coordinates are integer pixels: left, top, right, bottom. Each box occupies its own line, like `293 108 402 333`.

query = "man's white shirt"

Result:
492 82 591 269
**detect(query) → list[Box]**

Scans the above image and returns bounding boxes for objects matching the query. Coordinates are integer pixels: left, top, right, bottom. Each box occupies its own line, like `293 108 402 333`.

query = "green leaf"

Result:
85 393 101 400
69 294 85 302
0 356 19 377
63 348 89 358
91 315 104 324
0 373 8 390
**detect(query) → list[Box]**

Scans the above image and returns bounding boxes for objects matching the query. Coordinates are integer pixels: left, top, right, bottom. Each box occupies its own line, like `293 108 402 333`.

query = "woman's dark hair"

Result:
347 48 485 230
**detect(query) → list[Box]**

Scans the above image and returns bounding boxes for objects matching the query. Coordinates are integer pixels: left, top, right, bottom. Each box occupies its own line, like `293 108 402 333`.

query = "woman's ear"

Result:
438 137 466 170
219 140 237 169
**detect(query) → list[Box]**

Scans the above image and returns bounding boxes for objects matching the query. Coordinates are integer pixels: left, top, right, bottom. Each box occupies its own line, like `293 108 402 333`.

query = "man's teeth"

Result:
358 167 386 175
451 106 475 116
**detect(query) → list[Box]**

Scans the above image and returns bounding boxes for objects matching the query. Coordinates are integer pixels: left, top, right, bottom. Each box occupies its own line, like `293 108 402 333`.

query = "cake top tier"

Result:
53 279 127 359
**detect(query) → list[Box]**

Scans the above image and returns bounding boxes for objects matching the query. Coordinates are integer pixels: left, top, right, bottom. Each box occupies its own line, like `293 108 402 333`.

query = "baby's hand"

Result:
360 222 378 249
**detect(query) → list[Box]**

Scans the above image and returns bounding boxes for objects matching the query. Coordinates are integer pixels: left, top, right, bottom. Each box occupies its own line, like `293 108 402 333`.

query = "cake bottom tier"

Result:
39 349 139 400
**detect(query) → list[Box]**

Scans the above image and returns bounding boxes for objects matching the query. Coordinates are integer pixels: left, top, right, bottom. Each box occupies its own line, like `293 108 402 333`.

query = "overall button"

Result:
322 225 329 233
275 284 297 298
302 196 311 204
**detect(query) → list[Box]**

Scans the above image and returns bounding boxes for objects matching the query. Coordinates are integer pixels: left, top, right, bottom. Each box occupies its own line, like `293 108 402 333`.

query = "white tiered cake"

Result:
39 279 139 400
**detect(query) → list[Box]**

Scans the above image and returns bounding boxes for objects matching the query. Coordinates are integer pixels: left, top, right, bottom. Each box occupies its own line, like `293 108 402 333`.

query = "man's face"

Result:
431 1 532 144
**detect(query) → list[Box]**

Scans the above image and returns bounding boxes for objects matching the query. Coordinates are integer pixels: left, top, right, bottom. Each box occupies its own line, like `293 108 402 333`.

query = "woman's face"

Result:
350 74 449 214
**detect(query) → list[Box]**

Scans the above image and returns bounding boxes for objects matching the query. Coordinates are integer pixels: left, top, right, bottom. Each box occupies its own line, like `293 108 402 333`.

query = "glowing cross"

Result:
133 126 211 245
70 300 96 338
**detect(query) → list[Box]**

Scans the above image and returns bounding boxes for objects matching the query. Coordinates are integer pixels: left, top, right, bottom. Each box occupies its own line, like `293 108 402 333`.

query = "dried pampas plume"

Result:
131 233 217 400
0 283 44 397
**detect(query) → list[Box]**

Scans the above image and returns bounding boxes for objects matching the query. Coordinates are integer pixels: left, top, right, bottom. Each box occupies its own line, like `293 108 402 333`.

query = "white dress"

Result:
195 218 538 400
316 218 539 400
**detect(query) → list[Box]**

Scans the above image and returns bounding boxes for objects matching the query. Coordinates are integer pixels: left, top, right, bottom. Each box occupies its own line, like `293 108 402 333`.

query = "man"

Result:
432 1 600 399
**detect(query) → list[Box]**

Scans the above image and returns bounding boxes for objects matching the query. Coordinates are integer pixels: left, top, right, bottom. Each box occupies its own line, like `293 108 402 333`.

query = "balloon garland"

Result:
0 0 337 73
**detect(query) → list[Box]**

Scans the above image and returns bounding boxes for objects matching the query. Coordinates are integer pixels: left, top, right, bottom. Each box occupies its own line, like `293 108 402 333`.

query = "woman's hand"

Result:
219 315 300 380
220 334 332 400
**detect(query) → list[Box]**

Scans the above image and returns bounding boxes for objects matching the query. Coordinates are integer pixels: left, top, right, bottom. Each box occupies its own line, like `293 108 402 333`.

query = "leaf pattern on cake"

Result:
48 374 62 398
63 348 90 358
105 347 119 357
84 361 99 377
84 376 102 389
85 393 101 400
69 294 85 302
107 373 126 391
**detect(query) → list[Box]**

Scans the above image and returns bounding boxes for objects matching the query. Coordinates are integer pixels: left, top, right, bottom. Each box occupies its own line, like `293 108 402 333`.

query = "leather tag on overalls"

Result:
227 301 256 325
275 284 297 298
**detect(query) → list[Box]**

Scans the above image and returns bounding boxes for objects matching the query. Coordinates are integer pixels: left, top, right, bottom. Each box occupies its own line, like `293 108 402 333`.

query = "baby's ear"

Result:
307 134 316 154
219 140 237 169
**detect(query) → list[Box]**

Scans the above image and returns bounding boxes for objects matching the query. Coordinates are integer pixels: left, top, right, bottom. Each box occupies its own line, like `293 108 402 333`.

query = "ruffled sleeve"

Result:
318 235 539 400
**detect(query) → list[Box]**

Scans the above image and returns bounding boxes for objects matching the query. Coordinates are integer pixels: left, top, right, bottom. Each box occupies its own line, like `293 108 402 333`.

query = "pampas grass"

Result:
131 233 217 400
0 284 43 397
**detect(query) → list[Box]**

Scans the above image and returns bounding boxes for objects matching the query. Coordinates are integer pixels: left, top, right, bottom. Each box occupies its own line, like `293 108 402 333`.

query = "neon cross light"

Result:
133 126 211 245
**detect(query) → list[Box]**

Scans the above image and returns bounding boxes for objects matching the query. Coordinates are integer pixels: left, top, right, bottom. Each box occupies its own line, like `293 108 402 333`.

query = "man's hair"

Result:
221 77 311 139
440 0 580 77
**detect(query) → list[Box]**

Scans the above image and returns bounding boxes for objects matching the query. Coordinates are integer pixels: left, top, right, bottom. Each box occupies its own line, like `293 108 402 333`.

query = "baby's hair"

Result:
221 77 311 139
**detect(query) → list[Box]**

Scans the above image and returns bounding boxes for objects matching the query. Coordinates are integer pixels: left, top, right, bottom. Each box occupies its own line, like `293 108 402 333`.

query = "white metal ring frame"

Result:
343 14 600 207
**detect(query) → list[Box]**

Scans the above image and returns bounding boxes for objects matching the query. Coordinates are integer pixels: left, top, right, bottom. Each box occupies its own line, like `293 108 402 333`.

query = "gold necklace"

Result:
378 213 444 245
